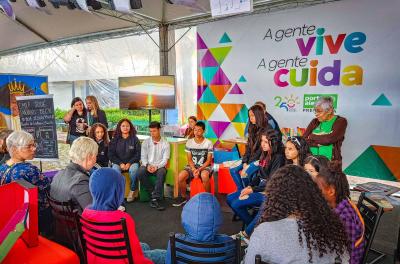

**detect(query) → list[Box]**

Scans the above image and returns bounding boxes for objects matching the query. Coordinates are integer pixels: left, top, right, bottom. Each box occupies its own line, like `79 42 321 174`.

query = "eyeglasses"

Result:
18 143 37 149
287 136 301 147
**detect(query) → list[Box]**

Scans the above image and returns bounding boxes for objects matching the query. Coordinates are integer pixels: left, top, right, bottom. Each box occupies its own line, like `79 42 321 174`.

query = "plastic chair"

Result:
169 232 241 264
357 192 385 264
77 215 133 264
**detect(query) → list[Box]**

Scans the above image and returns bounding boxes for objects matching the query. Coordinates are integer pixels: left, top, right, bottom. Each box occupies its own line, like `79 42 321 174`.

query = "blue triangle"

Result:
198 88 218 103
372 93 392 106
238 75 247 82
219 33 232 44
200 67 219 85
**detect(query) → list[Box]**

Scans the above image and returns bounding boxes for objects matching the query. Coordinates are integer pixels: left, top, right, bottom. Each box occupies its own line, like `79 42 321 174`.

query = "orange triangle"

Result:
209 84 231 102
221 103 244 121
197 105 205 120
372 145 400 180
198 103 218 119
197 70 207 87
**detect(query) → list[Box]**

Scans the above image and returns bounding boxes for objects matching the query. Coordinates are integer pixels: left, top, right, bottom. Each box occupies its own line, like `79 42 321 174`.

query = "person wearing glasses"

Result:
285 136 310 167
0 130 51 233
303 96 347 164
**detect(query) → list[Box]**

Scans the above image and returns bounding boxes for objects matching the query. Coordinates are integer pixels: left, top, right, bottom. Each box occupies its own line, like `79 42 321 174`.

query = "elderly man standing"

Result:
137 121 170 211
303 96 347 164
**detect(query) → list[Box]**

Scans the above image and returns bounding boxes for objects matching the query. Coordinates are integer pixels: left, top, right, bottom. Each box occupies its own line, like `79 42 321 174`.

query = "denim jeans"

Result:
226 190 265 225
141 242 166 264
245 203 264 235
112 163 139 191
137 166 167 200
229 161 259 191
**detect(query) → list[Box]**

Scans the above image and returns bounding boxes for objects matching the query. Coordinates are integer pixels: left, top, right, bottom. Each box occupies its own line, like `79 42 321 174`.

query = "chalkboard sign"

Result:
16 95 58 159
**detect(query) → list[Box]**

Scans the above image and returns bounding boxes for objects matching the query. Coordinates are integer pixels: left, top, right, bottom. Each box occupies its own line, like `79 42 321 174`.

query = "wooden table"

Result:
222 137 248 158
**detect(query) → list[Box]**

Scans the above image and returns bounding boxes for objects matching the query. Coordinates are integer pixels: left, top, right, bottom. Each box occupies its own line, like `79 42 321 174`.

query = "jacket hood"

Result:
181 193 222 242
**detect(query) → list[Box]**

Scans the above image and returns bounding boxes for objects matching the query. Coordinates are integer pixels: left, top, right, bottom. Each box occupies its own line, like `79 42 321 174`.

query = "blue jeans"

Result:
229 161 259 191
245 203 264 236
226 191 265 225
112 163 139 191
141 242 166 264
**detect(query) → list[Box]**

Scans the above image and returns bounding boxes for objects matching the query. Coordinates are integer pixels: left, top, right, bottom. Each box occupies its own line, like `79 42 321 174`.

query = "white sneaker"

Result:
127 191 134 202
118 205 126 211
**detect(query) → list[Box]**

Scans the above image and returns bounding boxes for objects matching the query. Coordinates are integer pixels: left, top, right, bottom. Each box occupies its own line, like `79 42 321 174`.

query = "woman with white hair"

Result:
0 130 51 232
50 136 98 212
303 96 347 164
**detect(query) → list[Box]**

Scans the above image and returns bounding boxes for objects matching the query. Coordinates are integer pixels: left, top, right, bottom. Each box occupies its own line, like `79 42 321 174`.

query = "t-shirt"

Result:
185 138 213 167
69 111 88 136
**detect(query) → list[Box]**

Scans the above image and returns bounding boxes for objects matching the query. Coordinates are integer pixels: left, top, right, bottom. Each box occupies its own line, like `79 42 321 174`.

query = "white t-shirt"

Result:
185 137 213 167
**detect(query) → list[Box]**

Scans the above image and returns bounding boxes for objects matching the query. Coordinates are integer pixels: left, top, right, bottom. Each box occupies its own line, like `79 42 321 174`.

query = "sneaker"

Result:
127 191 134 202
231 231 249 246
172 196 188 207
118 205 126 212
150 199 166 211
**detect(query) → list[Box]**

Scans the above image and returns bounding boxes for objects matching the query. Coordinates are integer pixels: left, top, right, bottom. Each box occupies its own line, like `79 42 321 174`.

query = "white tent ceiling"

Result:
0 0 329 56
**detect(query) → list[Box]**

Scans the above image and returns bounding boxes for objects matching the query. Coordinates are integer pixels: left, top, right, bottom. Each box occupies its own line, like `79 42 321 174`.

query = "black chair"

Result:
357 192 385 264
47 194 84 261
255 254 268 264
169 232 241 264
76 214 134 264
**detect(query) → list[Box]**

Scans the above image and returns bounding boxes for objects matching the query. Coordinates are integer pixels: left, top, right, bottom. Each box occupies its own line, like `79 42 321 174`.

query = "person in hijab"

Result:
82 168 166 264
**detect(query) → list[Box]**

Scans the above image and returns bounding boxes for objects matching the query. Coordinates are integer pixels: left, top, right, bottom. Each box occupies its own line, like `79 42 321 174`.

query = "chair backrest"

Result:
77 214 133 264
169 232 241 264
255 254 269 264
357 192 384 264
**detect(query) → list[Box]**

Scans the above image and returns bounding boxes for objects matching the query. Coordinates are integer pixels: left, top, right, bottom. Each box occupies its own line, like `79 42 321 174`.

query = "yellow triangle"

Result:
232 122 247 137
198 103 218 119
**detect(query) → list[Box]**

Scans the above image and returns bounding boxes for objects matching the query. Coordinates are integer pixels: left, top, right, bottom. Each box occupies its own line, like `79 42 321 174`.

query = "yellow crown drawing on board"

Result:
8 79 25 94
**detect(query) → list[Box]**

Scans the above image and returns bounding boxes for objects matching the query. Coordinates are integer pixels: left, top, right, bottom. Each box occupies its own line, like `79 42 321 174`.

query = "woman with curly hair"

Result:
314 162 365 264
244 165 350 264
285 136 310 166
88 123 110 168
230 104 268 190
109 118 141 202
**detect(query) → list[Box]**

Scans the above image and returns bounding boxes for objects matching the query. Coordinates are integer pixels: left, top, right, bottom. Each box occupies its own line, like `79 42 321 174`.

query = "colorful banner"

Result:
0 74 48 130
197 0 400 180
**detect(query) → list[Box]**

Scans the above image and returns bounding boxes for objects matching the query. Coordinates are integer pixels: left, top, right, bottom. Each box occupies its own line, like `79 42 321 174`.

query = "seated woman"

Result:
88 123 110 168
83 168 165 264
244 165 350 264
50 137 98 212
108 118 141 202
183 116 197 139
304 155 329 180
166 193 235 264
64 97 89 145
227 129 285 240
313 161 365 264
230 105 268 190
0 129 13 164
284 136 310 166
0 130 51 233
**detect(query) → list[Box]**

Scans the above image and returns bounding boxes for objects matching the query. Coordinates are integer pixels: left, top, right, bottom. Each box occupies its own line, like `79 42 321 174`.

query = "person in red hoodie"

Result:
82 168 166 264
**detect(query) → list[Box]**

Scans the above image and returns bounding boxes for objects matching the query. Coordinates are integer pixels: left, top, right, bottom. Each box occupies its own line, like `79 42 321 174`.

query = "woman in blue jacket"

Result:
166 193 236 263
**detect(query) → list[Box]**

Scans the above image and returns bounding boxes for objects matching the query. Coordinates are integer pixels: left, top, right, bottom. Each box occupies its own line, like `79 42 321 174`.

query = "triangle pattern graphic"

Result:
229 83 244 94
344 146 396 181
200 50 219 67
197 86 207 100
203 120 218 139
197 105 205 120
209 84 231 102
209 46 232 65
208 104 230 122
200 67 219 85
238 75 247 82
197 70 207 87
210 67 231 85
372 145 400 180
198 88 218 103
221 103 244 121
219 32 232 44
232 104 248 123
197 33 208 50
232 122 247 137
209 121 231 138
198 103 218 119
372 93 392 106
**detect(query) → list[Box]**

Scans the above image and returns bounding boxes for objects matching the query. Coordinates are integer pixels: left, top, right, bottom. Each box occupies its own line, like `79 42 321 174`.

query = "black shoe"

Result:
150 199 165 211
172 196 188 207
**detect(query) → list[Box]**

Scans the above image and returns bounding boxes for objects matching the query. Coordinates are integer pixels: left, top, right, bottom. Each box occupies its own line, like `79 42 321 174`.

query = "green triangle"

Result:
219 32 232 44
200 67 219 85
232 104 248 123
372 93 392 106
198 88 218 103
209 46 232 65
238 75 247 82
344 146 396 181
202 120 218 139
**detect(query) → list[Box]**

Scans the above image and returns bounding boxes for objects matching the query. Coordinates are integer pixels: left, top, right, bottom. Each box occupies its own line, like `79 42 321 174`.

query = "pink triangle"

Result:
210 67 231 85
197 86 207 100
200 50 219 67
197 33 208 50
229 83 244 94
209 121 230 138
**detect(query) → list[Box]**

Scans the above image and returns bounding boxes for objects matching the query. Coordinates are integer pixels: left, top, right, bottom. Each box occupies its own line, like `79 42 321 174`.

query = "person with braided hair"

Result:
314 161 365 264
245 165 350 264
